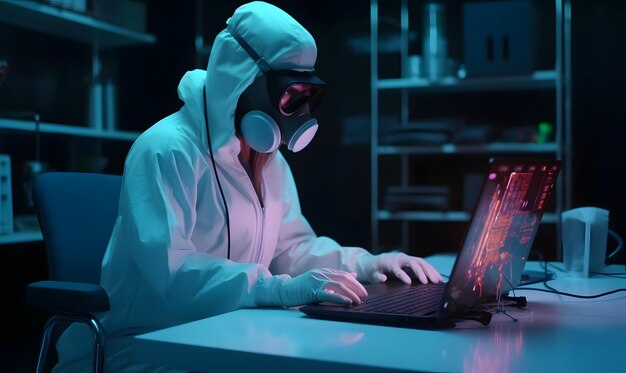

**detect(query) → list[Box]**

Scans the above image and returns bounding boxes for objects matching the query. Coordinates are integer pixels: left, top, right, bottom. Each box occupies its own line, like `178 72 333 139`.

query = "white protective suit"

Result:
53 2 376 372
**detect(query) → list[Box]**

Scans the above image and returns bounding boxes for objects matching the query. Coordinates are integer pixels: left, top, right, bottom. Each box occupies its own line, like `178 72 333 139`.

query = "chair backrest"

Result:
33 172 122 284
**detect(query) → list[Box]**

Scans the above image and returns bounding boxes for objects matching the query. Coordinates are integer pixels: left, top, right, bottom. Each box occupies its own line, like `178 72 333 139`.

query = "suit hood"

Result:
177 1 318 152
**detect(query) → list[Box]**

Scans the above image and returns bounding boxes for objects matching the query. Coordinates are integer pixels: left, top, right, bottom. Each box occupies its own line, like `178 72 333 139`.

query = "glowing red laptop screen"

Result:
442 159 561 314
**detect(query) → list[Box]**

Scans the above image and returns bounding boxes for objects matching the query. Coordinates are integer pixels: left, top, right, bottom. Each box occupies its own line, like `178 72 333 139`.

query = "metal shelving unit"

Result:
0 118 140 141
0 229 42 245
0 0 156 132
378 70 557 92
377 210 558 224
370 0 572 257
0 0 155 245
0 0 155 48
378 142 559 155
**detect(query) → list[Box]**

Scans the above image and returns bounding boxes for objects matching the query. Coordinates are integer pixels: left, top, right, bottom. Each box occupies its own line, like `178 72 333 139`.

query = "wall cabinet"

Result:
369 0 572 260
0 0 156 244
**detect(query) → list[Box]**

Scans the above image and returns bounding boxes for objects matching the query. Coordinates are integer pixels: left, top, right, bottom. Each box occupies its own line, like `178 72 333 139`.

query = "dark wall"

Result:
571 0 626 263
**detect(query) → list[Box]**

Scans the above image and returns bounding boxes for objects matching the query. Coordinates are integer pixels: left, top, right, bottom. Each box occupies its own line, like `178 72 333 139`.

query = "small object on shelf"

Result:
536 121 554 143
451 125 496 145
23 160 48 210
0 154 14 234
457 64 467 80
463 0 537 77
423 1 449 81
384 185 451 212
17 112 49 209
381 118 463 145
500 123 554 144
405 55 423 79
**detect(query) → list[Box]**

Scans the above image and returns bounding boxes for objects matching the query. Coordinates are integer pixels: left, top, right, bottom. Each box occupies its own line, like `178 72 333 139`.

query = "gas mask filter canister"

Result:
228 23 326 153
238 72 326 153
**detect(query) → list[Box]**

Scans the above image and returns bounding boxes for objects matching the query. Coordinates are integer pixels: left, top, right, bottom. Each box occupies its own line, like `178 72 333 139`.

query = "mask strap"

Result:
227 23 270 73
203 87 231 259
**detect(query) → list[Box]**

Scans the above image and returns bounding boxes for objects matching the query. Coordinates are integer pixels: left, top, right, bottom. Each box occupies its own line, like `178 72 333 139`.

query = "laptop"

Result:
301 158 561 329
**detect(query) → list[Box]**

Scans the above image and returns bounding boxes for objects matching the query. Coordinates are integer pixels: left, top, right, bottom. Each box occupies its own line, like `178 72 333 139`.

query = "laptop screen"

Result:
442 158 561 315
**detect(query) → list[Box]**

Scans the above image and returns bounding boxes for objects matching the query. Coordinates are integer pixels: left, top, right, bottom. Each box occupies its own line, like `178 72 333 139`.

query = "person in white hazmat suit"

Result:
53 2 443 372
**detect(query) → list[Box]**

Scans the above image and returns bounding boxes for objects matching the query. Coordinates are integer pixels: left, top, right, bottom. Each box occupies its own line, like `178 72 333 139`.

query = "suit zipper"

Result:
235 150 269 263
254 163 268 263
255 205 266 263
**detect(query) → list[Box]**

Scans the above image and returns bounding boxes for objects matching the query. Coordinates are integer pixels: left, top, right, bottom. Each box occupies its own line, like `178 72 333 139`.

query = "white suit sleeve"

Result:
111 139 272 326
268 155 374 277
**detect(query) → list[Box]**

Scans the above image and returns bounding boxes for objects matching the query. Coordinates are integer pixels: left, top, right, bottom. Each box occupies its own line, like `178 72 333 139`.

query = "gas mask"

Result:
228 24 327 153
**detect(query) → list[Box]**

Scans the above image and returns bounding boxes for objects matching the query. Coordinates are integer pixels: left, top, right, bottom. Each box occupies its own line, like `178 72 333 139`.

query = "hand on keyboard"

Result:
256 268 368 307
356 252 444 285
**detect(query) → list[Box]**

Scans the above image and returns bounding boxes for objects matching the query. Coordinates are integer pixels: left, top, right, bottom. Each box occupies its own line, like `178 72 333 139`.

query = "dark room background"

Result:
110 0 626 260
1 0 625 370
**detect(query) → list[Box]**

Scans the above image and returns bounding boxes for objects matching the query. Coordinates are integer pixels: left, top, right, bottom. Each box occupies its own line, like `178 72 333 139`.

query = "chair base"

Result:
36 314 105 373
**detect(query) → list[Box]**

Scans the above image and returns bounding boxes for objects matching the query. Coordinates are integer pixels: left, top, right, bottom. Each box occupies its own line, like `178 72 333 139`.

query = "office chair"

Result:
26 172 122 373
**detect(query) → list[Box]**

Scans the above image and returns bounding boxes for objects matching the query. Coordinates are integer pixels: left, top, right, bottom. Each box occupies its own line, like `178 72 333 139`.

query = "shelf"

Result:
376 70 557 93
0 0 156 48
378 142 559 155
0 215 42 244
377 210 558 224
0 229 42 244
0 118 140 141
370 0 570 257
346 32 418 55
378 210 471 222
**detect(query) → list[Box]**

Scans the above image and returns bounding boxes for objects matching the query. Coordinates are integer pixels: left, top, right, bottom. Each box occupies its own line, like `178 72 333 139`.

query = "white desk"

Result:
133 254 626 373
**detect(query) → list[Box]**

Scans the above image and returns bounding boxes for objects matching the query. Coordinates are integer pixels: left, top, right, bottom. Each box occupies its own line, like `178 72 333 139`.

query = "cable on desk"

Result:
516 251 626 298
516 251 556 286
607 228 624 260
519 285 626 299
520 272 626 299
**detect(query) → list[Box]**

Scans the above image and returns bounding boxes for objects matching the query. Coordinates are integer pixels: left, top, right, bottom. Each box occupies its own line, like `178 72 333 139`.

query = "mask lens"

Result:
279 83 323 115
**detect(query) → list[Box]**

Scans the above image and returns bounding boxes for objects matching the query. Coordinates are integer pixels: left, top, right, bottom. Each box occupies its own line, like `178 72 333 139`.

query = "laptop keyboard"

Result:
352 282 446 315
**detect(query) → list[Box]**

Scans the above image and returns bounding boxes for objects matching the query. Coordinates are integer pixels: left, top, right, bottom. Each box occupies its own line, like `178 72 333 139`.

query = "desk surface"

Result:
134 254 626 373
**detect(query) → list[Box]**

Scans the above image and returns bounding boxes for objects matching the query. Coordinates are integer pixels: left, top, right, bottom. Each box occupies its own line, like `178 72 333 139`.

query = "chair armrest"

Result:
26 280 111 314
